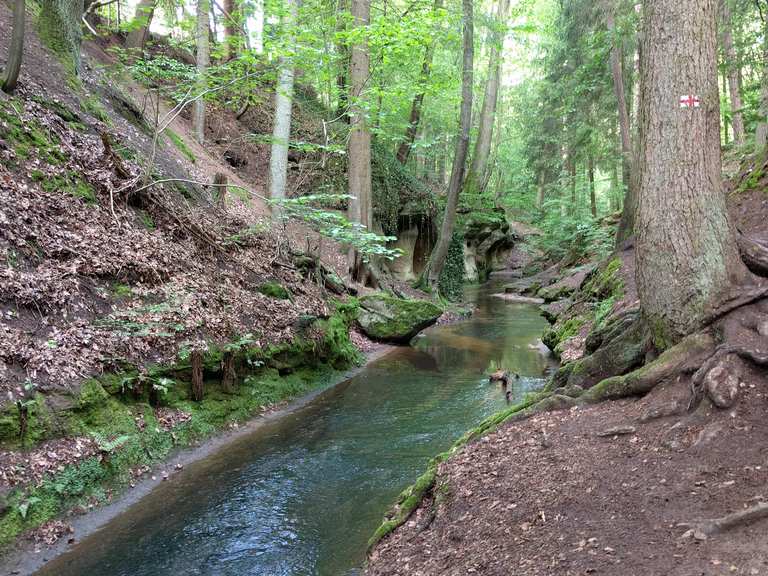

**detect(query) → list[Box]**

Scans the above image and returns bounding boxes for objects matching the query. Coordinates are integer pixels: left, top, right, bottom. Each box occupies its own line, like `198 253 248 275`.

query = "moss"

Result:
584 257 624 301
165 129 196 164
358 294 443 342
542 315 584 356
257 281 292 300
438 232 465 302
81 94 110 124
367 390 549 550
111 283 133 299
40 171 97 203
0 397 55 449
0 100 66 166
37 0 83 72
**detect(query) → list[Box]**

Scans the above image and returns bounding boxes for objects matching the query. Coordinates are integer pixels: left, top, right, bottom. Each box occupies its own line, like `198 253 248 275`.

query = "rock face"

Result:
463 214 516 282
357 294 443 343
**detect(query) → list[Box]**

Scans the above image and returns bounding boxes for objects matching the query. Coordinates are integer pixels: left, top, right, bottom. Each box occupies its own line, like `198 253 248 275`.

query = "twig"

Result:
680 501 768 538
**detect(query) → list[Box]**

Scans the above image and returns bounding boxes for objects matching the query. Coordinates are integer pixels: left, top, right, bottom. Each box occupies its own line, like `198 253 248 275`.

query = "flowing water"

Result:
34 282 552 576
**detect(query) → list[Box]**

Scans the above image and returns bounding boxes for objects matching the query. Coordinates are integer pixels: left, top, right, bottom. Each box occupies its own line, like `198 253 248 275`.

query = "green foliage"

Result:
0 100 66 166
257 281 292 300
438 231 465 301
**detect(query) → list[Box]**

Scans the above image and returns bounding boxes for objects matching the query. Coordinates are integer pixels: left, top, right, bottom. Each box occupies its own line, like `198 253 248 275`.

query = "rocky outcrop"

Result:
463 213 517 282
356 294 443 343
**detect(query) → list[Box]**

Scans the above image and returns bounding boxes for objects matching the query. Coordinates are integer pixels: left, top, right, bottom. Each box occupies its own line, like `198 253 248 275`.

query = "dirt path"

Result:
366 377 768 575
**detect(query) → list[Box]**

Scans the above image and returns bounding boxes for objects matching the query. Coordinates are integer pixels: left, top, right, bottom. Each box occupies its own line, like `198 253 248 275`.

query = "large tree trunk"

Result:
125 0 155 55
269 0 300 220
636 0 747 347
39 0 83 73
1 0 25 93
396 0 444 165
422 0 473 288
347 0 372 280
193 0 210 144
464 0 510 195
719 0 745 145
608 10 637 244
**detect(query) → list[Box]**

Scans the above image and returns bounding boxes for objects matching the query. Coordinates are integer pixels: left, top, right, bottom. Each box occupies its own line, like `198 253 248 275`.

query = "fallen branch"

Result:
680 501 768 538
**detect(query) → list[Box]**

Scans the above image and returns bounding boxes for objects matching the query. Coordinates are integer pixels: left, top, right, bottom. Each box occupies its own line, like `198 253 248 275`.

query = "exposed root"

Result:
737 234 768 277
680 501 768 539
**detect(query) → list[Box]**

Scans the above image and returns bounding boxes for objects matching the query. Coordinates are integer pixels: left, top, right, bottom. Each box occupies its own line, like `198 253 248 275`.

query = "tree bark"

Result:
636 0 748 346
719 0 745 145
396 0 444 165
193 0 210 144
39 0 84 73
221 351 236 393
269 0 300 220
536 171 545 211
125 0 155 55
335 0 350 122
347 0 372 280
757 21 768 151
608 10 637 244
1 0 26 93
464 0 510 195
588 153 597 218
222 0 239 59
422 0 473 288
191 350 204 401
252 0 264 53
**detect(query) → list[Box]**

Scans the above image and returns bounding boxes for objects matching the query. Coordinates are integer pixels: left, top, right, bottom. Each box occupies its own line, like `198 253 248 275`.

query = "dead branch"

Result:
680 501 768 538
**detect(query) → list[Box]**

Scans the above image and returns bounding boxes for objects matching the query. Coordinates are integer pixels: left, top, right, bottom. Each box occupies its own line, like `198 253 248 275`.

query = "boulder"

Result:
357 294 443 343
536 264 596 302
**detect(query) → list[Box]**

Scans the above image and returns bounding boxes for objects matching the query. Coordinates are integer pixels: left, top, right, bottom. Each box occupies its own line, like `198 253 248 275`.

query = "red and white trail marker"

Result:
679 94 701 108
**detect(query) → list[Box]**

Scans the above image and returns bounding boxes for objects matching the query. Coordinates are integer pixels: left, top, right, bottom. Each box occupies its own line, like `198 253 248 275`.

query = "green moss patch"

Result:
165 129 196 164
257 281 292 300
357 293 443 343
0 100 66 166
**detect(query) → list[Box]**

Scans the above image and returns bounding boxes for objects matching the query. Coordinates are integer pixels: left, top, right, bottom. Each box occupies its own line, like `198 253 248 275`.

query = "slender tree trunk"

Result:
125 0 155 55
757 24 768 151
423 0 473 288
610 157 619 212
721 69 729 144
223 0 239 59
335 0 350 121
568 155 576 213
608 10 637 244
588 154 597 218
221 352 236 393
396 0 444 165
191 350 204 401
719 0 745 145
536 171 545 211
347 0 372 279
252 0 264 53
464 0 510 195
269 0 300 220
636 0 747 347
193 0 210 144
1 0 26 93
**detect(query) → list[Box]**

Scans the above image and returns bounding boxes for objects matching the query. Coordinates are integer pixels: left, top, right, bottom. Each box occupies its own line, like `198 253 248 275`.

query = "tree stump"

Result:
214 172 228 209
191 350 204 401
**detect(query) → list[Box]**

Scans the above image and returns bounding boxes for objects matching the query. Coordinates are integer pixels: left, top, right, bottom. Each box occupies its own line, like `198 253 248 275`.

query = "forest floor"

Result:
366 184 768 575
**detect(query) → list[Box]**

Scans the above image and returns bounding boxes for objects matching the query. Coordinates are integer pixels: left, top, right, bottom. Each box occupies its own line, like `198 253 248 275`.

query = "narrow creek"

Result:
34 281 552 576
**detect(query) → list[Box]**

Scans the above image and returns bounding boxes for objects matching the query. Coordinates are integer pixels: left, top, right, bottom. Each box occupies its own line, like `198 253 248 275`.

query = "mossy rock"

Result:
357 293 442 344
257 281 291 300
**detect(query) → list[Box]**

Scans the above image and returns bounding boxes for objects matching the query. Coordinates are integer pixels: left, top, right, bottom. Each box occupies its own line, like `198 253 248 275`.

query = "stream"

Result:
33 281 552 576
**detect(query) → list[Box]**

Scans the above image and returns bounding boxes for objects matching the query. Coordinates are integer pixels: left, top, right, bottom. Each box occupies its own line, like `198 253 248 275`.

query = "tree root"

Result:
680 501 768 539
737 234 768 278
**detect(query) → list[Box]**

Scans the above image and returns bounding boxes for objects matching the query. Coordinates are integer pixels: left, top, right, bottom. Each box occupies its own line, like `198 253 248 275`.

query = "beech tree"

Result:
39 0 83 72
635 0 747 345
421 0 473 289
347 0 372 279
1 0 26 93
464 0 511 196
269 0 300 218
193 0 210 144
125 0 156 56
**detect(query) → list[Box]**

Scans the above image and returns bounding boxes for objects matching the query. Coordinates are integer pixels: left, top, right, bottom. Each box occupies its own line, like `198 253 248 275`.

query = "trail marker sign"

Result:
679 95 701 108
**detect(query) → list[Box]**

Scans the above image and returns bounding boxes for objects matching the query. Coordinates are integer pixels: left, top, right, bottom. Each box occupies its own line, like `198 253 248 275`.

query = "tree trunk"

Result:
636 0 747 347
221 351 236 393
568 155 576 213
269 0 300 220
608 10 637 244
588 153 596 218
396 0 443 165
347 0 372 280
335 0 350 122
252 0 264 53
721 70 729 144
222 0 239 59
39 0 84 73
464 0 510 195
193 0 210 144
191 350 204 401
1 0 25 93
719 0 745 146
213 172 228 209
536 171 545 211
423 0 473 288
125 0 155 55
757 23 768 151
